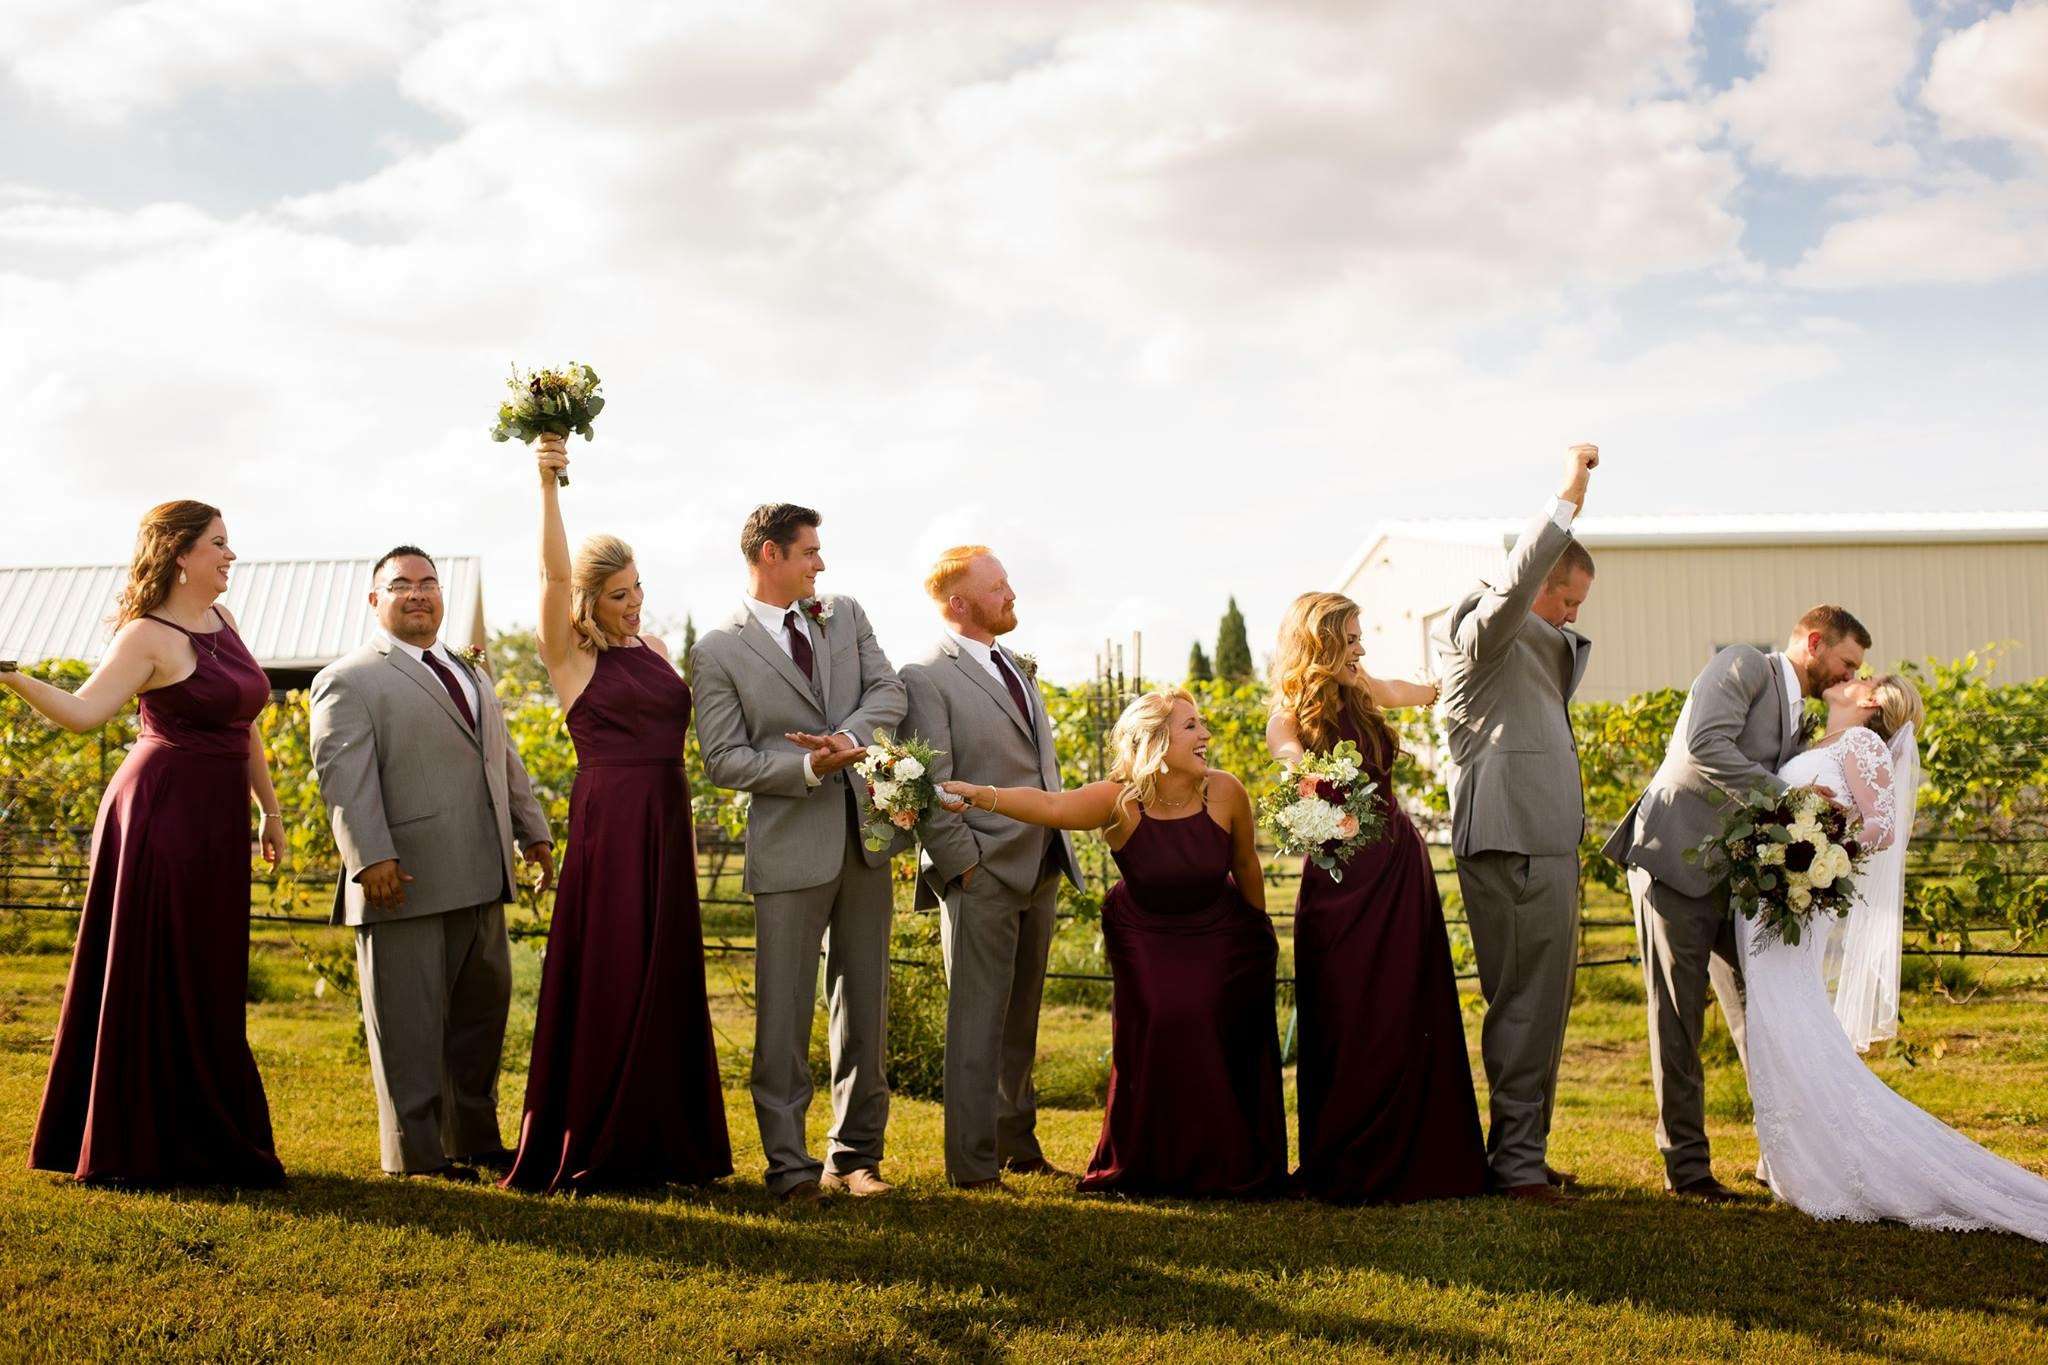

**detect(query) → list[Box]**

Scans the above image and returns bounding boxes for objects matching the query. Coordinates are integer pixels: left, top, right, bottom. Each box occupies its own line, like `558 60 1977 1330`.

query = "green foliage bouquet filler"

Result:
489 363 605 485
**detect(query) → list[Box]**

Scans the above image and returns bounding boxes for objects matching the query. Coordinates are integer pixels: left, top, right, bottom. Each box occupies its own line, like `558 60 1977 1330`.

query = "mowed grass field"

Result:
2 872 2047 1363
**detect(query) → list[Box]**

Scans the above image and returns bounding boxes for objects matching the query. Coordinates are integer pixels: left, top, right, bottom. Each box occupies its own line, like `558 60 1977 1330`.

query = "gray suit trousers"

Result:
355 903 512 1173
1458 850 1579 1188
939 862 1061 1183
1629 865 1751 1187
749 826 894 1194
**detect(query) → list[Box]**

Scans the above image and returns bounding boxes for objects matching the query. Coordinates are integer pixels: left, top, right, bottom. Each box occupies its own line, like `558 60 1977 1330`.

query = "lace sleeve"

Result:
1840 727 1897 851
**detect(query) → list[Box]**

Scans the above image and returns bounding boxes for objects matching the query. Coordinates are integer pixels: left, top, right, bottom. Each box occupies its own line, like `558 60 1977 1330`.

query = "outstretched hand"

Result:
937 780 982 812
786 730 866 777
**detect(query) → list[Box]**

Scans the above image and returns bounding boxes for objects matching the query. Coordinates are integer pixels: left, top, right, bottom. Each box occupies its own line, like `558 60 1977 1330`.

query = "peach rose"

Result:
890 808 919 830
1297 776 1321 799
1336 813 1359 839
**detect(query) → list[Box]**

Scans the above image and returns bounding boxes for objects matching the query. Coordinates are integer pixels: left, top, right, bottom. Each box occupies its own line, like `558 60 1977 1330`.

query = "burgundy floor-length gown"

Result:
1293 714 1486 1203
504 640 731 1193
29 608 283 1186
1079 805 1289 1197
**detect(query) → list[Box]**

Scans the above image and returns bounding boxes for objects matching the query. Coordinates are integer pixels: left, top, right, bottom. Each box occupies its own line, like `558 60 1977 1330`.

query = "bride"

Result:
1743 673 2048 1240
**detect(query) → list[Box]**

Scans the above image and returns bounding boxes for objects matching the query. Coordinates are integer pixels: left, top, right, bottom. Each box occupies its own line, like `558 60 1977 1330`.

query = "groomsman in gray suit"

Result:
1602 604 1868 1200
1437 444 1599 1206
311 547 554 1180
691 504 906 1205
901 548 1085 1190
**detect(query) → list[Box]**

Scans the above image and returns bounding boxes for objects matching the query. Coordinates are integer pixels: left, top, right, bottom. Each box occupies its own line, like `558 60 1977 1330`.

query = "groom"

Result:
690 504 906 1205
1602 604 1869 1200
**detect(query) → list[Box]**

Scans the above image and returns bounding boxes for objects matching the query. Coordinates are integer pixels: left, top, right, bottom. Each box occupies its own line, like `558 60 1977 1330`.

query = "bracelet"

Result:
983 787 1000 814
260 812 282 823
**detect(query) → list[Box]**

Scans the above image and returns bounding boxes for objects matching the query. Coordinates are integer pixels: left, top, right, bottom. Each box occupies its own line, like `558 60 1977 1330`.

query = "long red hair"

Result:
1268 592 1398 767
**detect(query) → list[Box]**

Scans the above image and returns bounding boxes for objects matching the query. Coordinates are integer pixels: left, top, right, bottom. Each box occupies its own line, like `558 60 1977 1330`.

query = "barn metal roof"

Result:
0 557 484 668
1336 513 2048 589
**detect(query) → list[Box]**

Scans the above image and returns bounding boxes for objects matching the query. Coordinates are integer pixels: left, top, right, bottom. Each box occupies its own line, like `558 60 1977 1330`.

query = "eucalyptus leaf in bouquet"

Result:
490 363 605 486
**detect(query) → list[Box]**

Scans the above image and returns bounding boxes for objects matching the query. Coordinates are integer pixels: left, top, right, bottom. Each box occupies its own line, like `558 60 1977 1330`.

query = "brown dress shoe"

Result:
1669 1175 1742 1203
779 1178 827 1207
953 1176 1011 1193
1503 1182 1572 1206
821 1169 892 1197
1002 1157 1070 1178
1545 1165 1577 1188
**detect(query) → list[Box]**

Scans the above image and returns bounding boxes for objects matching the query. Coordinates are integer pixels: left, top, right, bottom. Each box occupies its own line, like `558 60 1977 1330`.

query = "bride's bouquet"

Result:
1258 740 1387 882
489 363 606 486
853 731 945 852
1697 785 1868 949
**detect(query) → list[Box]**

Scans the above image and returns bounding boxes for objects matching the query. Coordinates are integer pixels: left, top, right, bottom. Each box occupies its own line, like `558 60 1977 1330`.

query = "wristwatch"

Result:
0 660 17 673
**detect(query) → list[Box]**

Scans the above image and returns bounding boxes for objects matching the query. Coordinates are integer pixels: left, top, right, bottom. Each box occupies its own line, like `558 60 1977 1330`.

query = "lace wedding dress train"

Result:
1740 726 2048 1241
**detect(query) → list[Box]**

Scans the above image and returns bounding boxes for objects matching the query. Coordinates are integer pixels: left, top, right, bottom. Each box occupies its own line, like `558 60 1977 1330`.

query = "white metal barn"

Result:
0 557 489 691
1331 515 2048 703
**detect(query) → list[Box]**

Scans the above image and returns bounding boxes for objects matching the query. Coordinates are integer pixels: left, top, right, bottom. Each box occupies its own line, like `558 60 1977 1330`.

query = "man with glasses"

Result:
310 546 554 1180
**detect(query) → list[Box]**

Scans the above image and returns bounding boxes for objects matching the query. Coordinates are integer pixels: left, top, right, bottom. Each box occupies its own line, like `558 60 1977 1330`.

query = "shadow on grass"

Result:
175 1171 2048 1358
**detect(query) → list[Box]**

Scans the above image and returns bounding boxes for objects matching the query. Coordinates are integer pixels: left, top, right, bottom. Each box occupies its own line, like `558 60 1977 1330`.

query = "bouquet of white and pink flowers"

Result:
853 731 945 852
1258 739 1387 882
1693 785 1867 950
489 363 605 485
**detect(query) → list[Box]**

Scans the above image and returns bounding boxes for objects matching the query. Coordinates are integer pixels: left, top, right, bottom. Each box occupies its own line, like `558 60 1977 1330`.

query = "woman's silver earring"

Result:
178 569 188 586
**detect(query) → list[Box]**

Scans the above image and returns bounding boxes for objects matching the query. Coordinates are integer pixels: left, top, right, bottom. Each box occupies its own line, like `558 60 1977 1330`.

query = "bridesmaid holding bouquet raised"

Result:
499 434 731 1193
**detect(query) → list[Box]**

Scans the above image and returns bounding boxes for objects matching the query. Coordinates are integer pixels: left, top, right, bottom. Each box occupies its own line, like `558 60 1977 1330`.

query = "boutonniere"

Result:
1010 650 1038 682
803 597 834 623
457 645 490 673
1798 700 1824 744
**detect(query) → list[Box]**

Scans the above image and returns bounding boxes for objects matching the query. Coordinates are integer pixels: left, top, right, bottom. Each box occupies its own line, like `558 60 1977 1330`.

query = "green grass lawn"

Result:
3 896 2047 1362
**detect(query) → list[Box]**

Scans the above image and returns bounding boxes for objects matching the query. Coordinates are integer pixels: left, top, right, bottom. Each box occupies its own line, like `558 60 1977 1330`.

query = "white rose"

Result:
1790 886 1813 909
871 779 900 807
1808 858 1837 889
894 757 924 782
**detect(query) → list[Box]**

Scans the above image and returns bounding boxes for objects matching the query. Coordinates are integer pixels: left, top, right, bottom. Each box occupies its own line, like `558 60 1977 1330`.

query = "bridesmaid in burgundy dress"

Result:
1268 591 1486 1204
502 436 731 1193
4 501 285 1186
943 688 1288 1197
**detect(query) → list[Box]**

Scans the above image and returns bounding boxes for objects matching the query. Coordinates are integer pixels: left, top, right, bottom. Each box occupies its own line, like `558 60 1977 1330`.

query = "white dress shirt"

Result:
1778 653 1803 743
382 632 479 719
945 628 1007 683
1545 495 1577 532
741 594 843 786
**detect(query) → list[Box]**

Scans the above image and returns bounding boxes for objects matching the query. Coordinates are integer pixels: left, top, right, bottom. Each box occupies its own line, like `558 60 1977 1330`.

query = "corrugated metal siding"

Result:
0 558 484 668
1570 541 2048 700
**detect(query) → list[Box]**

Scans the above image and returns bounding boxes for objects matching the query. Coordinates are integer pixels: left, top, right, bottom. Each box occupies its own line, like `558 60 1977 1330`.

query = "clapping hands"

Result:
786 730 867 777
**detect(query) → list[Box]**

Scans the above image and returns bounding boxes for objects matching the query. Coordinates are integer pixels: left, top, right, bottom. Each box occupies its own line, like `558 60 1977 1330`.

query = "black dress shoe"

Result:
1545 1164 1577 1188
1668 1175 1742 1203
1001 1157 1070 1178
465 1148 518 1174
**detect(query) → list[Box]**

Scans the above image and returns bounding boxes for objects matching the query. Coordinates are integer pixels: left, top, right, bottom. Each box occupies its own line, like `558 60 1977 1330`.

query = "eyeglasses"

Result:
380 581 442 597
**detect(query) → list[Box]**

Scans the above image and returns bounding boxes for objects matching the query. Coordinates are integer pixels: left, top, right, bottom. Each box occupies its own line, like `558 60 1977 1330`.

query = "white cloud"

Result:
1787 180 2048 287
1717 0 1922 177
3 0 422 123
1924 0 2048 157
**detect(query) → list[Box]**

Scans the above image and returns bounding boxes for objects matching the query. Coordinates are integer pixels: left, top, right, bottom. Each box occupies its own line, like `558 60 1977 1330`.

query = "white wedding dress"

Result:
1740 725 2048 1241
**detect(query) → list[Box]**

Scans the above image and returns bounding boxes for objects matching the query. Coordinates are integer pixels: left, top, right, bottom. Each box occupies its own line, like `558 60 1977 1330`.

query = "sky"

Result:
5 0 2047 682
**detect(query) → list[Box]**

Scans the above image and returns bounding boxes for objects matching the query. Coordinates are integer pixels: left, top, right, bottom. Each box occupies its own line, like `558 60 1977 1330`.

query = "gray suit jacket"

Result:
900 638 1084 909
690 595 907 895
309 640 551 927
1600 645 1804 898
1436 513 1593 859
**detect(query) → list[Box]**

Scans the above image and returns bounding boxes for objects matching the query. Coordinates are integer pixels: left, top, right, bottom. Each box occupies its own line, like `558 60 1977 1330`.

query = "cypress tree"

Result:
1214 597 1253 682
1187 641 1213 682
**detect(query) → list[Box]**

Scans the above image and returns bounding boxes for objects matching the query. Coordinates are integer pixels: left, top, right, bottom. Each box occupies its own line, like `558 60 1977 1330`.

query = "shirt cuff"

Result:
803 753 821 787
1546 495 1577 531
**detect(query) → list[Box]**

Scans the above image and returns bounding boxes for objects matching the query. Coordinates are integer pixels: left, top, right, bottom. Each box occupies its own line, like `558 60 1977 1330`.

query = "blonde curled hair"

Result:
1108 688 1197 813
569 533 636 652
113 499 221 628
1268 591 1397 767
1864 673 1924 744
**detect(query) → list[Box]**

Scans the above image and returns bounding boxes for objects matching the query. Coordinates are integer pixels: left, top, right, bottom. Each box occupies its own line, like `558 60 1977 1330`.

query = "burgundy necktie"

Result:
993 649 1034 728
421 649 477 729
783 610 815 680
